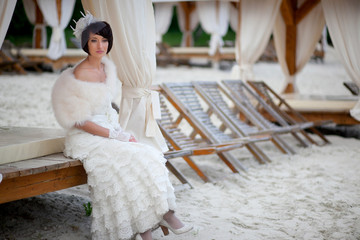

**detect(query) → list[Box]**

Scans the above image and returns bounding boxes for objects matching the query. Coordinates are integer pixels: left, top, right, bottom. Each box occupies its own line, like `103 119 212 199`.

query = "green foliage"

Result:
83 202 92 217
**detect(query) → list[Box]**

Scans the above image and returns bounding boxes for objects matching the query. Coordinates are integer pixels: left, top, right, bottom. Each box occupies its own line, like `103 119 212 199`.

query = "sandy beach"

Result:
0 48 359 240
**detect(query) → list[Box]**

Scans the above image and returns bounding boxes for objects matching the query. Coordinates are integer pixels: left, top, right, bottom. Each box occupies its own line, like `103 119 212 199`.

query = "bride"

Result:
51 13 192 240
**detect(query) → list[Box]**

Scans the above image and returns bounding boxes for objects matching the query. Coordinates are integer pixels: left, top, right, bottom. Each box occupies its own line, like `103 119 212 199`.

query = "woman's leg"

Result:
140 229 152 240
162 210 184 229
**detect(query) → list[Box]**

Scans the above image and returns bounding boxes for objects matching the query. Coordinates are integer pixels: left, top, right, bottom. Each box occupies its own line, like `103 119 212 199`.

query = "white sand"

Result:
0 48 359 240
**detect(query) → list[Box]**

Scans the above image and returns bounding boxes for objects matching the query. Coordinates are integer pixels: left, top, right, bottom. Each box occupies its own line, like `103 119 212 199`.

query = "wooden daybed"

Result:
0 127 193 205
12 48 87 72
281 94 359 125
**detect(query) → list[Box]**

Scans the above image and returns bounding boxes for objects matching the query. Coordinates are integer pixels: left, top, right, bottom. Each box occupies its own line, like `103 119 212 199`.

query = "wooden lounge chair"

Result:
161 82 273 170
193 81 300 155
217 80 315 148
242 80 331 145
158 91 256 182
0 49 26 74
0 40 43 74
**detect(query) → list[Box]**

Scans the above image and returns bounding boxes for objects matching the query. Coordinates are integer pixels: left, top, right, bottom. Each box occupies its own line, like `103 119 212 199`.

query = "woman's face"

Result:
87 32 108 57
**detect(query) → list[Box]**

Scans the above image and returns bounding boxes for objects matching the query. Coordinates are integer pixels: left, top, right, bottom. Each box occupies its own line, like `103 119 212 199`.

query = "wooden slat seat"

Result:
158 93 250 182
244 80 331 145
161 82 272 173
194 81 306 155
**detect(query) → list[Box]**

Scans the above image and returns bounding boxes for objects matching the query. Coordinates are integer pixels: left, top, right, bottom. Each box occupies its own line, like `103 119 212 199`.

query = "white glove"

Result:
109 128 131 142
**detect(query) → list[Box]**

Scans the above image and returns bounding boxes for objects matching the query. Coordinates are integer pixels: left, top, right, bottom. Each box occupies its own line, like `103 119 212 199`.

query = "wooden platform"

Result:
13 48 86 72
282 94 359 125
166 47 235 62
0 153 87 204
0 127 196 204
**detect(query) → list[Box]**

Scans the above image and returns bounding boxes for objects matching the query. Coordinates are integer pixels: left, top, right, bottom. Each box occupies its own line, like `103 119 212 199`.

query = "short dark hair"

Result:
81 21 113 54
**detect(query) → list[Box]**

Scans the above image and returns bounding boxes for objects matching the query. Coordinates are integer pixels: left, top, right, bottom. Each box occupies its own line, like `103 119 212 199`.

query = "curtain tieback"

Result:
122 86 161 137
52 26 62 42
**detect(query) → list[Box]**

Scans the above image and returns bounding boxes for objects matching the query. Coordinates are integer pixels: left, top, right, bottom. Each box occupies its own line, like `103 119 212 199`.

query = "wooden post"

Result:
236 1 241 68
56 0 62 23
33 0 44 49
179 2 195 47
281 0 297 93
213 0 221 64
280 0 321 93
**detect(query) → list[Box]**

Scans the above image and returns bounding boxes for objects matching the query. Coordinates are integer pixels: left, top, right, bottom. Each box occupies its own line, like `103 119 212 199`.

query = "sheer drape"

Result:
0 0 17 48
197 1 230 55
231 0 281 81
82 0 168 152
322 0 360 121
273 0 325 92
22 0 47 49
37 0 75 60
177 4 199 47
154 2 175 43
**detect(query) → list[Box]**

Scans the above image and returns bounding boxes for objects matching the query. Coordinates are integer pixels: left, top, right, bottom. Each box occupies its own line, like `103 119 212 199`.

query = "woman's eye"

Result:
91 39 97 43
102 39 108 42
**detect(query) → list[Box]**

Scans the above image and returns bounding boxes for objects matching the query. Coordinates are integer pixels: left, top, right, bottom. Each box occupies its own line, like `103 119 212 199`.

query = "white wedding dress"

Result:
52 57 176 240
64 93 176 240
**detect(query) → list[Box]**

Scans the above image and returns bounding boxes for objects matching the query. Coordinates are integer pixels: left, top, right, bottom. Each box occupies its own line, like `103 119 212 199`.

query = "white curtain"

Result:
196 1 230 55
154 2 175 43
177 3 199 47
82 0 168 152
230 0 281 81
273 0 325 92
322 0 360 121
22 0 47 49
37 0 75 60
0 0 17 48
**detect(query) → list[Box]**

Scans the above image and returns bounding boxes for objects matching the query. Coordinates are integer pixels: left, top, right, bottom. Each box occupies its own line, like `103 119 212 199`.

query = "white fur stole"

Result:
51 57 120 129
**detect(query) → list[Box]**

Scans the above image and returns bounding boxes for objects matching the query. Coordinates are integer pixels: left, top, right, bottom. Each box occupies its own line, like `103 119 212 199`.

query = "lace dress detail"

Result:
64 92 176 240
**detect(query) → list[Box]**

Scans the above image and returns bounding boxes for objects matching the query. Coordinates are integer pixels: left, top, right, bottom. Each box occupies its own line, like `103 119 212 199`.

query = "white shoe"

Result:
159 220 193 235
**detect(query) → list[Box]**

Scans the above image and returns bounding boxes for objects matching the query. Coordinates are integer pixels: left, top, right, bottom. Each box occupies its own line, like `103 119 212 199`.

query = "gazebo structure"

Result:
152 0 360 123
1 0 359 121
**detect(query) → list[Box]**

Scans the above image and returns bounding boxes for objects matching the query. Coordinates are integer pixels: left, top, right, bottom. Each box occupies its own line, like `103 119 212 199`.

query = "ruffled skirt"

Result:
64 128 176 240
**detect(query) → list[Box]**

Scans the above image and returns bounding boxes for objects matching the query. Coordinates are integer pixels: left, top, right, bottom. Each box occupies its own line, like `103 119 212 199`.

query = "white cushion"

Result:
0 127 65 165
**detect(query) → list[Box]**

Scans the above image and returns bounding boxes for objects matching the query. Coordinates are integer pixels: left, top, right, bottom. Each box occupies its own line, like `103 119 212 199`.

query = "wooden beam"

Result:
295 0 320 24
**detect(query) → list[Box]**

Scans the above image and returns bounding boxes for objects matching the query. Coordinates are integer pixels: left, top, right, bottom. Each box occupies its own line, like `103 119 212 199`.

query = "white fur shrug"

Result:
51 57 120 129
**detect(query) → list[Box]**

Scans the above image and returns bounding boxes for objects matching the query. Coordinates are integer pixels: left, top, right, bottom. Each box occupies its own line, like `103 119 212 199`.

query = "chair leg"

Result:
165 161 193 188
308 127 331 145
245 143 271 164
272 135 296 155
182 156 210 182
217 152 246 173
161 225 169 236
292 131 312 147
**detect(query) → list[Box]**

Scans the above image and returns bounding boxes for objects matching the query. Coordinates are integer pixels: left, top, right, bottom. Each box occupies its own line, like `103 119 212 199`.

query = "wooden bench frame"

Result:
0 149 198 205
